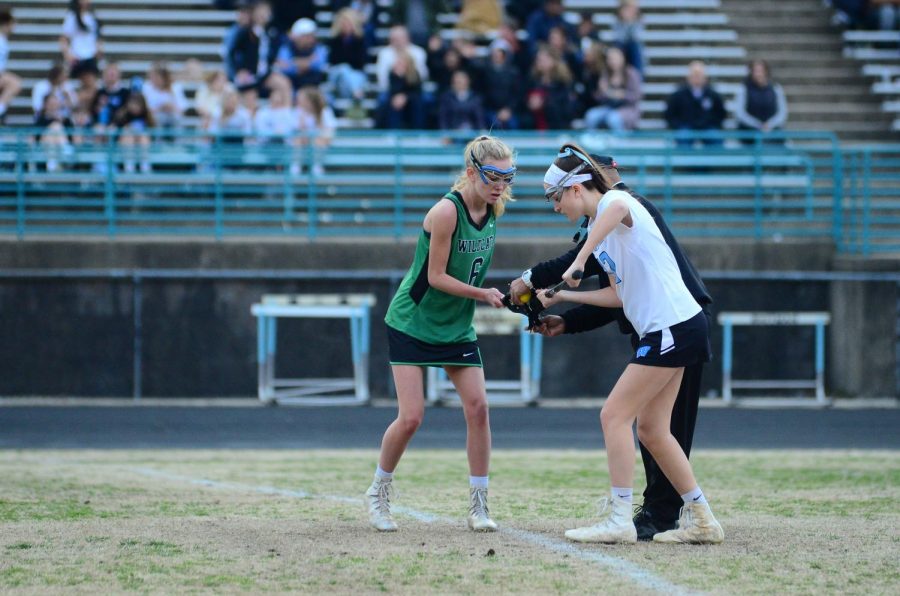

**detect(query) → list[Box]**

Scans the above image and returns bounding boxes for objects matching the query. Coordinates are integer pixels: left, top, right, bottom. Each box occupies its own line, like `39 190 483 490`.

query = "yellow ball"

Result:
519 290 532 303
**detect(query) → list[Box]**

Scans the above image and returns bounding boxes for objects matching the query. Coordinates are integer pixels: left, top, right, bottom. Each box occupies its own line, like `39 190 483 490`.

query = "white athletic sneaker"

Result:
565 496 637 543
653 502 724 544
467 487 498 532
365 479 398 532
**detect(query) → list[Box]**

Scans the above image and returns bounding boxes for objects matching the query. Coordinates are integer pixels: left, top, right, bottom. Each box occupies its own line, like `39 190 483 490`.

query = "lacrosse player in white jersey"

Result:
538 143 724 545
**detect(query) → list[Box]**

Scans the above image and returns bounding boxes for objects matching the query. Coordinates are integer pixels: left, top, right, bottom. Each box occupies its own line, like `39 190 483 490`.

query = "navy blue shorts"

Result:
630 311 711 368
387 325 483 367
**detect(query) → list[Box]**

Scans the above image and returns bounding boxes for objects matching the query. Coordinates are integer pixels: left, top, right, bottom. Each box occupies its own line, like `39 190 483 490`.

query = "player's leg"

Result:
637 370 723 544
565 364 680 543
366 364 426 531
444 364 497 531
635 361 703 539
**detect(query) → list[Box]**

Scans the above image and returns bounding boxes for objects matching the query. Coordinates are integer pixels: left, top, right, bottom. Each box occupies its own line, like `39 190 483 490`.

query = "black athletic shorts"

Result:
387 325 483 367
629 311 711 368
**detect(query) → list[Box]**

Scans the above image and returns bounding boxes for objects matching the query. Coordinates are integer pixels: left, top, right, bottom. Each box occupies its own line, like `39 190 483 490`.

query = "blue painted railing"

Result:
0 128 896 252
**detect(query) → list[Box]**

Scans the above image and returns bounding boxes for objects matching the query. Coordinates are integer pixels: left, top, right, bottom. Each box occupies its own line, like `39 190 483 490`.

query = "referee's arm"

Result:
529 240 603 288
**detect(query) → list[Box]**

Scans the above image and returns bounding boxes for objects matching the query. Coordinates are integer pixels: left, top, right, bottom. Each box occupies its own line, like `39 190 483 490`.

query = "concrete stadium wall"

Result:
0 239 896 399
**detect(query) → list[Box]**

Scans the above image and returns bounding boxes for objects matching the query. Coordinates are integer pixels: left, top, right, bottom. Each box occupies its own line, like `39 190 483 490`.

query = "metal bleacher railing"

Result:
0 128 897 253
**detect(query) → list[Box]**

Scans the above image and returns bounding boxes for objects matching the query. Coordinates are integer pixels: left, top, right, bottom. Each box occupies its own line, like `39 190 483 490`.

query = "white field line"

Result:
132 467 696 595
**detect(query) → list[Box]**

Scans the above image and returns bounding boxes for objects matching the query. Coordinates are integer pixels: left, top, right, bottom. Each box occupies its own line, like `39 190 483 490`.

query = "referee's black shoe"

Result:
633 505 678 541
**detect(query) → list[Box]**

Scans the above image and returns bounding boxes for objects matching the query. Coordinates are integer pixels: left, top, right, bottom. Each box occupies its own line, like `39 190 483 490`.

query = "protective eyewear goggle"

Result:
544 162 587 203
471 152 516 186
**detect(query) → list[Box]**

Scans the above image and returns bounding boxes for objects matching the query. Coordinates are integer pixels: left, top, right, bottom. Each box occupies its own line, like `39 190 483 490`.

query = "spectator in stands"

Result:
389 0 450 48
112 93 153 173
827 0 869 28
428 43 471 96
142 62 188 132
438 70 484 131
331 1 380 50
229 1 291 98
456 0 504 37
276 18 328 91
871 0 900 30
583 46 642 133
575 13 600 55
526 0 576 54
375 26 429 95
222 4 253 81
207 87 253 145
295 86 337 175
35 94 74 172
196 70 235 130
495 19 531 79
576 41 606 118
611 0 644 74
240 87 260 120
548 25 581 76
92 62 129 129
523 46 575 130
32 64 77 119
328 8 369 103
60 0 102 80
254 86 296 142
664 60 726 147
74 71 99 127
0 9 22 124
733 59 788 144
479 38 521 130
377 50 426 129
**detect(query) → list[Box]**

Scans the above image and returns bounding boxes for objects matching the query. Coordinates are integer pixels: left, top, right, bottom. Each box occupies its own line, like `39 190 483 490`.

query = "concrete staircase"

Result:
719 0 899 143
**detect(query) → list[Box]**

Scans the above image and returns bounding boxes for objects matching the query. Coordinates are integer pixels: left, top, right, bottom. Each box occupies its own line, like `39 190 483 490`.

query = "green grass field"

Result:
1 449 898 594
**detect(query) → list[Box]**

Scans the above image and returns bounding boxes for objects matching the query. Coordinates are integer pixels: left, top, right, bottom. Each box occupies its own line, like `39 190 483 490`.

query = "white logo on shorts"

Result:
463 352 475 357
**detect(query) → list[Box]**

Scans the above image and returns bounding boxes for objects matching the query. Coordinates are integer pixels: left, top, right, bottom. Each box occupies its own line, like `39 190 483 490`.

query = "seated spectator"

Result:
254 86 296 143
207 88 253 146
196 70 235 130
733 59 788 144
575 40 606 115
523 46 575 130
0 8 22 123
428 43 470 96
32 64 77 120
377 50 425 129
112 93 153 173
612 0 644 74
275 18 328 90
576 13 600 55
495 19 531 79
240 87 260 121
664 60 726 147
870 0 900 30
456 0 504 37
222 4 252 81
583 46 641 133
92 62 129 129
142 62 188 132
375 26 428 96
60 0 102 80
547 25 581 76
228 1 291 98
438 70 484 132
295 86 336 175
526 0 576 55
389 0 450 48
327 8 369 102
478 38 521 130
331 1 380 50
34 94 73 172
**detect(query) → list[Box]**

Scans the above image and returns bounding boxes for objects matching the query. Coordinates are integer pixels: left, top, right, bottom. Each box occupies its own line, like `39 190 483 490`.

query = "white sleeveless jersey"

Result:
588 189 701 337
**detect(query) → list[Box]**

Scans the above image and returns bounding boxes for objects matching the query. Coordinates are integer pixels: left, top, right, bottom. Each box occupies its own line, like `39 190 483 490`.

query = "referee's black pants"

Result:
638 360 703 521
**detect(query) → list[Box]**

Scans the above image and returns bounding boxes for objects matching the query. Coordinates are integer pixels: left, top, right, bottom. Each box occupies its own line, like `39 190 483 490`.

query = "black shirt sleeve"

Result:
529 237 604 288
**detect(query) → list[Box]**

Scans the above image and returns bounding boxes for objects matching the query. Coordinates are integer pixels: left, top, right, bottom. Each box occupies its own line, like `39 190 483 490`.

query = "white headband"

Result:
543 163 593 187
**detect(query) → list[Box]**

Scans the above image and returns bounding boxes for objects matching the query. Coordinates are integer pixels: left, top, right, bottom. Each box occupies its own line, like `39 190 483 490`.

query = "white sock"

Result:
469 475 488 489
374 466 393 482
611 487 633 503
681 486 707 504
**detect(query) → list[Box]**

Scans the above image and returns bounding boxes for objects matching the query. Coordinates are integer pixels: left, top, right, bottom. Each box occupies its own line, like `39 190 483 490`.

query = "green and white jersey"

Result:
385 191 496 345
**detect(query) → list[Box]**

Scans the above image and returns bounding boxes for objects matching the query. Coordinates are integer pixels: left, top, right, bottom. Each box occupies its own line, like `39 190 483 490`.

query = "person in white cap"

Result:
275 17 328 90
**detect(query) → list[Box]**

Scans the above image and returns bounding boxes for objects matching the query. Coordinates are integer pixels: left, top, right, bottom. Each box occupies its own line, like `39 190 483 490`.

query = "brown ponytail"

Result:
553 142 617 194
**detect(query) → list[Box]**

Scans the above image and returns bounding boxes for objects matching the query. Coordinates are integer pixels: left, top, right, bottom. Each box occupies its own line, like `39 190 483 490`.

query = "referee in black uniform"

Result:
509 154 712 541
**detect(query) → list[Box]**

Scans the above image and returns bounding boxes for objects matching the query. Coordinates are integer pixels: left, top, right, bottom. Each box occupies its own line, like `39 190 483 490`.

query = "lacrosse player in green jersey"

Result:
366 135 516 533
